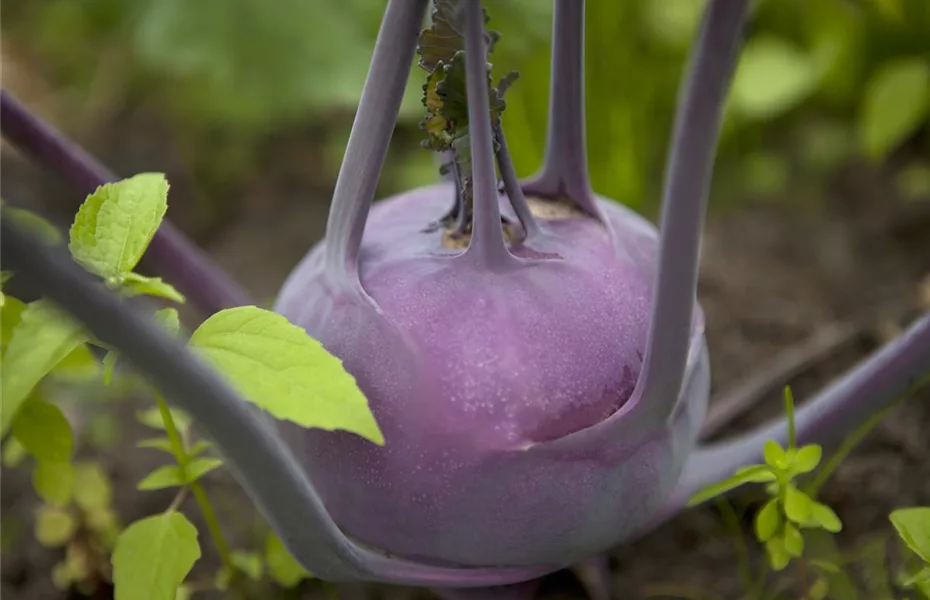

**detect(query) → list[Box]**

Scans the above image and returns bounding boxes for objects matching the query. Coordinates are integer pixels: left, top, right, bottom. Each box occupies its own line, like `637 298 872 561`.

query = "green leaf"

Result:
764 439 787 468
189 306 383 444
734 464 777 482
183 458 222 483
12 397 73 462
1 300 86 435
793 444 823 475
859 58 930 161
809 501 843 533
784 486 813 524
687 465 773 506
137 407 192 432
137 438 175 453
74 462 113 511
52 343 100 381
0 294 26 354
137 466 185 491
33 461 76 506
35 505 77 547
154 308 181 336
2 205 63 246
120 273 185 304
188 440 212 456
755 498 781 542
784 522 805 557
231 550 264 581
69 173 169 278
890 507 930 562
766 534 791 571
265 531 310 588
730 36 819 120
2 436 27 469
175 584 194 600
901 566 930 588
112 511 201 600
103 350 119 385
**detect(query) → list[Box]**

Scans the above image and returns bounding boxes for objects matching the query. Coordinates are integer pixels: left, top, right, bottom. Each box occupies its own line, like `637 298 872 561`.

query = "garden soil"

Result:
2 112 929 600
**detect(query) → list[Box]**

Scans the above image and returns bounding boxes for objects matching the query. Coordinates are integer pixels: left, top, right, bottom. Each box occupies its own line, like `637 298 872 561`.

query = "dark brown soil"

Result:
1 102 929 600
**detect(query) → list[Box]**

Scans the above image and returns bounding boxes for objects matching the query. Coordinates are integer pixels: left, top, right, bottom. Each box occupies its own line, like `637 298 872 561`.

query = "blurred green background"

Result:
2 0 929 217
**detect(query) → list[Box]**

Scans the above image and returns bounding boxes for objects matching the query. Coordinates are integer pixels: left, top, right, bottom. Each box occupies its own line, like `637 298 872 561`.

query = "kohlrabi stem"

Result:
626 0 749 430
324 0 428 291
526 0 600 218
656 310 930 524
1 217 555 587
0 89 251 315
462 0 516 268
495 125 541 240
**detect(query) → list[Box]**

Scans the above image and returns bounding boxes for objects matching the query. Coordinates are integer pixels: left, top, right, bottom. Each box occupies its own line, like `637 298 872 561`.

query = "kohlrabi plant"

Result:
2 0 929 599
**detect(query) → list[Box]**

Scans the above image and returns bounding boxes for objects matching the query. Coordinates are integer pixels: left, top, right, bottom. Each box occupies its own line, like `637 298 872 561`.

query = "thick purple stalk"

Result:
623 0 749 432
654 310 930 524
461 0 518 268
1 216 554 587
524 0 602 219
323 0 428 293
494 125 541 240
0 90 251 315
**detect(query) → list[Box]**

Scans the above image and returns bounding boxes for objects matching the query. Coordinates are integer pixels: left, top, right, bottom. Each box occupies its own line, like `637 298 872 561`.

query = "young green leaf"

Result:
33 461 76 506
687 465 774 506
35 505 77 547
188 440 212 456
112 511 201 600
52 343 100 381
784 485 813 524
793 444 823 475
189 306 384 444
183 458 222 483
74 462 114 512
137 466 185 491
231 550 264 581
734 464 777 482
11 396 74 462
783 522 805 557
265 531 310 588
859 58 930 160
137 438 175 453
766 534 791 571
755 498 781 542
137 407 192 432
2 436 27 469
0 294 26 353
153 308 181 336
890 507 930 563
809 501 843 533
69 173 169 278
1 300 86 435
729 36 819 120
763 439 787 468
120 273 185 304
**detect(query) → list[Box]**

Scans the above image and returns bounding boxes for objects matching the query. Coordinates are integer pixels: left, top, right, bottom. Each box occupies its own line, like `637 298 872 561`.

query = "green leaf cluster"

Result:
890 507 930 598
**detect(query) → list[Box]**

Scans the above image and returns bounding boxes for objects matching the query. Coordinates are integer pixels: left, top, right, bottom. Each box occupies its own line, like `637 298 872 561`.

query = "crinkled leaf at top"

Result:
188 306 384 445
1 300 86 435
417 0 498 72
111 511 201 600
69 173 169 279
890 507 930 563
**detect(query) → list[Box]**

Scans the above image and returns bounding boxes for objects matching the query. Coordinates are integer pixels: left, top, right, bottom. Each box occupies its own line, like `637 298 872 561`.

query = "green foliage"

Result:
891 507 930 598
858 57 930 160
12 396 74 462
265 531 312 587
111 511 201 600
189 305 385 445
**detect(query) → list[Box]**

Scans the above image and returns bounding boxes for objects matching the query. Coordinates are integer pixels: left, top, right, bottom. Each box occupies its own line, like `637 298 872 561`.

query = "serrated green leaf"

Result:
12 396 73 462
112 511 201 600
231 550 264 581
766 535 791 571
793 444 823 474
764 439 787 468
756 498 781 542
1 300 86 435
120 273 185 304
137 465 185 491
137 438 175 453
859 58 930 160
183 458 222 483
810 501 843 533
785 486 813 523
33 461 76 506
74 462 113 511
890 507 930 562
69 173 169 278
784 522 804 557
154 308 181 336
189 306 383 444
730 36 819 120
35 505 77 547
265 531 310 588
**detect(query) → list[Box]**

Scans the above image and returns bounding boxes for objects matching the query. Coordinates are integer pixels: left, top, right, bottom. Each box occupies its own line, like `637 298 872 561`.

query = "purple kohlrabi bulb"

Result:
273 182 709 567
